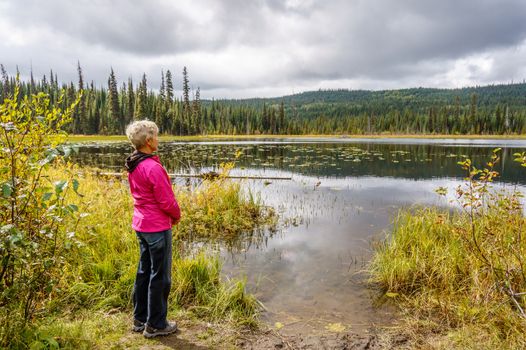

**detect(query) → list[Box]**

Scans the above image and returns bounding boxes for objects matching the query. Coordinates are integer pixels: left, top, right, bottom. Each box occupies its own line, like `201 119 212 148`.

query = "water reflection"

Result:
71 139 526 184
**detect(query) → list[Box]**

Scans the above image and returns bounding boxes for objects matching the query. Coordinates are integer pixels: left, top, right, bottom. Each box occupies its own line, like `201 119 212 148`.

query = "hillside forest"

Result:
1 63 525 135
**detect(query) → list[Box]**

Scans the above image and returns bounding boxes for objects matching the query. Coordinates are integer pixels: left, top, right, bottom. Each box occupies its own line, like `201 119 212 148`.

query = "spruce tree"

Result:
107 68 121 133
1 64 9 101
192 87 201 134
160 70 166 102
77 61 87 133
182 66 190 134
135 73 147 120
29 66 35 94
127 77 135 123
165 70 174 102
279 101 285 134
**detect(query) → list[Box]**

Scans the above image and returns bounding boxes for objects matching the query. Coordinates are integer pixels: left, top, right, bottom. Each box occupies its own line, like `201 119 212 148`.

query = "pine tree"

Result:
182 66 191 134
279 101 285 134
135 73 147 120
1 64 9 101
160 70 166 102
41 74 48 90
77 61 87 133
107 68 121 133
164 70 175 133
49 69 54 87
192 87 201 134
29 66 35 94
469 93 478 134
165 70 174 102
127 77 135 123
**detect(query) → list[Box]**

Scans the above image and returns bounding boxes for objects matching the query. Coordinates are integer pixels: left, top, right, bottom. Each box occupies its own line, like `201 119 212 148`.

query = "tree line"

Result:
1 63 526 135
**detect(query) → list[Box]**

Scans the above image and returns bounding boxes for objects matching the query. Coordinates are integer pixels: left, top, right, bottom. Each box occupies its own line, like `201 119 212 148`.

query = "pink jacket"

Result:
128 156 181 232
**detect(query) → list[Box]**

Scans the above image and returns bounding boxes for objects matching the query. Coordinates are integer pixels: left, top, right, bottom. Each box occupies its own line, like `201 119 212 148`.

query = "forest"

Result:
1 63 525 135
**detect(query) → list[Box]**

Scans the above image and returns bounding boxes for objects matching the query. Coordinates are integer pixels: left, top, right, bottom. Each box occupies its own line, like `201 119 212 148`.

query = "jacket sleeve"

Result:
149 163 181 221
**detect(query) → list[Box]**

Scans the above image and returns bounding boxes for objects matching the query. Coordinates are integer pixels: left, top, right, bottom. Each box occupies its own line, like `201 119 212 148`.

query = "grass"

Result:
370 205 526 349
174 175 276 248
2 162 273 348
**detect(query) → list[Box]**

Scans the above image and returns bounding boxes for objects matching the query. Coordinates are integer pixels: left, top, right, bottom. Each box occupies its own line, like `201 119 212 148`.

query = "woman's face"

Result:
148 133 159 152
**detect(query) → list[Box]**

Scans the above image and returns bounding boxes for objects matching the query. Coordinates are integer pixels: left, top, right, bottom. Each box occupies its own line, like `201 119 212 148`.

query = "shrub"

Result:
0 80 80 346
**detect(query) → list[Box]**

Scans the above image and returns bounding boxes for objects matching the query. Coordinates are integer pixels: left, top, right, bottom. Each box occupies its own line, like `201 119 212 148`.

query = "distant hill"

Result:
210 83 526 119
196 82 526 134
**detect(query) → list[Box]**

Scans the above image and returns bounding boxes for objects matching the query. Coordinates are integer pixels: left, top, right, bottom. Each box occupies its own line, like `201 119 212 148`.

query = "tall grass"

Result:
3 162 271 348
174 177 275 244
370 201 526 348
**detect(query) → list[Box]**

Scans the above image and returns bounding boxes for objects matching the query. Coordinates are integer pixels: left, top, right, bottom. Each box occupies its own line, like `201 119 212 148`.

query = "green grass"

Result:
370 206 526 349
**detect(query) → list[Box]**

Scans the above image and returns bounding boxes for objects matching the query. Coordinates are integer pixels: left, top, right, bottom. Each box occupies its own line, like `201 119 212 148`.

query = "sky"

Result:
1 0 526 99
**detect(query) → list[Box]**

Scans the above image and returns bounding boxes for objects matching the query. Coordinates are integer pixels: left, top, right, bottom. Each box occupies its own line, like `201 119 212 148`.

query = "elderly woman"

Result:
125 120 180 338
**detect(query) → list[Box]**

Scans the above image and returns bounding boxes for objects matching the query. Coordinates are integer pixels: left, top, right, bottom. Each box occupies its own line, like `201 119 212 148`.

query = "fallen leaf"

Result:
385 292 399 298
325 322 346 333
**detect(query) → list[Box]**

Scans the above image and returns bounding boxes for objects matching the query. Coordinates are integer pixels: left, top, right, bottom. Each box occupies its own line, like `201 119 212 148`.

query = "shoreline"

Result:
67 133 526 143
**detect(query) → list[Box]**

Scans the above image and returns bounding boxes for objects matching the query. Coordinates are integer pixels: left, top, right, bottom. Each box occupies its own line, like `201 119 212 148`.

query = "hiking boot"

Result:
143 322 178 338
132 319 145 332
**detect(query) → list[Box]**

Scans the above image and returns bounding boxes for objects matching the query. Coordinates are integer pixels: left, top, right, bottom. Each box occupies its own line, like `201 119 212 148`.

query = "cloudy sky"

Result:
1 0 526 99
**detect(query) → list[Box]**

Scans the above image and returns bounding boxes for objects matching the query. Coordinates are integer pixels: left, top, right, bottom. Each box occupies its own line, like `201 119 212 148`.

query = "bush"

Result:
0 80 80 346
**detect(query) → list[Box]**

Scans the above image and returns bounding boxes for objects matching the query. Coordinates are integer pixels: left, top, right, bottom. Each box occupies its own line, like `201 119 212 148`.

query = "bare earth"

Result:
123 321 408 350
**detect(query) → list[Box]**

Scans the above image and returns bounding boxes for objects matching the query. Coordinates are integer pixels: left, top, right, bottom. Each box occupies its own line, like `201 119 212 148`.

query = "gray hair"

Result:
125 120 159 149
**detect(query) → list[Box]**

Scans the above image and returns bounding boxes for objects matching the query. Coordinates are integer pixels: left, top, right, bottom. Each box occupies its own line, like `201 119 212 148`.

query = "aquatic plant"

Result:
174 161 277 248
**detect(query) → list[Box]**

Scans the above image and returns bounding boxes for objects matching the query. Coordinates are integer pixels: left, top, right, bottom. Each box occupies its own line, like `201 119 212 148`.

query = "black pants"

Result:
133 229 172 329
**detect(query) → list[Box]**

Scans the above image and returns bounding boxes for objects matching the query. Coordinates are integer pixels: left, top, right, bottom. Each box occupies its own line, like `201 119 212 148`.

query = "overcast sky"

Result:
1 0 525 99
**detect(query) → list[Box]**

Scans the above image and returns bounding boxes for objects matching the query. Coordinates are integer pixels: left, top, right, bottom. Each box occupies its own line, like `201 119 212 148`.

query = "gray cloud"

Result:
1 0 525 98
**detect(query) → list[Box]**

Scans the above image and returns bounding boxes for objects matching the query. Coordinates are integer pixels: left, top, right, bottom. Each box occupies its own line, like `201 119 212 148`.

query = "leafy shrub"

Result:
0 80 80 346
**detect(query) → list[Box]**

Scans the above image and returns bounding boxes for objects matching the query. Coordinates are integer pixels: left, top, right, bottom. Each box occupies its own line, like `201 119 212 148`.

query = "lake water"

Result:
72 138 526 334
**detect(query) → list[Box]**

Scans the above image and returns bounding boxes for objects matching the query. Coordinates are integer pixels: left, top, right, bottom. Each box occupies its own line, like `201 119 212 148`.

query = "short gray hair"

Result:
125 120 159 149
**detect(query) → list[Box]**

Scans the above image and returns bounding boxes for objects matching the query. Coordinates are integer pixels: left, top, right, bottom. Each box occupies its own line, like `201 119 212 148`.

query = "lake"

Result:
72 137 526 334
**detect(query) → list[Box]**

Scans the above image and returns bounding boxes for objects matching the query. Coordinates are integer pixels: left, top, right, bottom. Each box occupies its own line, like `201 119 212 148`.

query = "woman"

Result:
125 120 181 338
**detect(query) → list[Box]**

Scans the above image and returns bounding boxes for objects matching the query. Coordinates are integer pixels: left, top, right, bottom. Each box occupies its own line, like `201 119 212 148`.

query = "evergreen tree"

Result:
107 68 121 133
469 93 478 134
49 69 54 87
135 73 147 120
182 66 191 134
279 101 285 134
127 77 135 123
77 61 87 133
160 70 166 102
192 87 201 133
29 66 35 94
1 64 9 101
165 70 174 102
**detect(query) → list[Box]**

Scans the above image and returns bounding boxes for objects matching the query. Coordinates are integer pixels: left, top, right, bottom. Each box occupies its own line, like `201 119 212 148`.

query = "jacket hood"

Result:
125 151 155 173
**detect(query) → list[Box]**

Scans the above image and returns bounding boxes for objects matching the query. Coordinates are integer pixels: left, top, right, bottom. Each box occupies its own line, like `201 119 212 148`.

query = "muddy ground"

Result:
124 320 409 350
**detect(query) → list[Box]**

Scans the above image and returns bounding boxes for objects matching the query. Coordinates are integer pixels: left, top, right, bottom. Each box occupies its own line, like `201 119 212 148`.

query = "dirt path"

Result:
238 329 381 349
121 316 407 349
130 324 402 350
